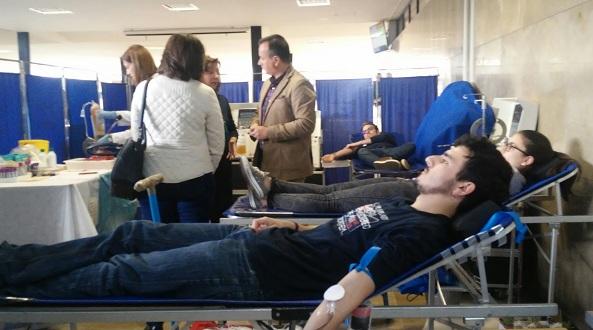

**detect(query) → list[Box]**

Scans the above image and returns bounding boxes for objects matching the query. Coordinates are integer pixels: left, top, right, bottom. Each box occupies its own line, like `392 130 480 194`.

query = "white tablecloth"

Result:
0 170 108 245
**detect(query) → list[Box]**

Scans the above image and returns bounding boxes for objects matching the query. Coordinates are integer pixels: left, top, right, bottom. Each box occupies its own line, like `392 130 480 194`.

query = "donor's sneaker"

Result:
373 158 402 170
239 156 270 200
400 158 411 170
246 187 267 210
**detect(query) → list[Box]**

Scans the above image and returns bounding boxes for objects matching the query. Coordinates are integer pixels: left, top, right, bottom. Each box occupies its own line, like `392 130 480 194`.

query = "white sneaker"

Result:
246 188 258 209
373 158 402 170
239 156 270 199
400 158 411 170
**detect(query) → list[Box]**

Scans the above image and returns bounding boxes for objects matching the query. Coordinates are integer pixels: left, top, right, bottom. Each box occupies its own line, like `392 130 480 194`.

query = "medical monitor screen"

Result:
237 108 258 128
370 21 389 53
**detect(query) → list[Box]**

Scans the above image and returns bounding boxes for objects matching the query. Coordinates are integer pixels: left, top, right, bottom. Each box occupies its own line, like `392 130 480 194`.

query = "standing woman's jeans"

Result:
138 173 215 223
269 177 419 213
0 221 265 300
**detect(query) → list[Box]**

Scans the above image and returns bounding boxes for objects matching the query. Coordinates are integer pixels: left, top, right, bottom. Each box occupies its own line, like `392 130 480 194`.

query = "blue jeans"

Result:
269 177 419 213
0 221 265 300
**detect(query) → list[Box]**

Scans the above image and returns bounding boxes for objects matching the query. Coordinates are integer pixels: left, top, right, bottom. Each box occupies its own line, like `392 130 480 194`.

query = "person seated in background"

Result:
241 130 575 212
92 44 157 144
321 121 415 170
0 136 511 306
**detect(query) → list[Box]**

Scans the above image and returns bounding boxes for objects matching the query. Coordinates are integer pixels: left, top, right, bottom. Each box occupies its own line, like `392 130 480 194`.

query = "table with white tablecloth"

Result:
0 170 109 245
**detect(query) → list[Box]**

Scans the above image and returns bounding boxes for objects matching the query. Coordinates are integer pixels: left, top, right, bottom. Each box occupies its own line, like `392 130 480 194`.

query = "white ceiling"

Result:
0 0 404 43
0 0 450 83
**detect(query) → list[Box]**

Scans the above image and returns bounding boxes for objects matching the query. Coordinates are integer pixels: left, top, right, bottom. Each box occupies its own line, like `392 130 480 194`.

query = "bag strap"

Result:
138 79 151 145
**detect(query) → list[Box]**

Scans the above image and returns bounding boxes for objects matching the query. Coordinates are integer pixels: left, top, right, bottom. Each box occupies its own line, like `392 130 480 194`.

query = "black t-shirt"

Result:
245 198 453 299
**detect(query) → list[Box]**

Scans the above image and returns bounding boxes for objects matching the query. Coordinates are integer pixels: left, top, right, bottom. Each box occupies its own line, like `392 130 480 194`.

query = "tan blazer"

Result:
257 66 316 180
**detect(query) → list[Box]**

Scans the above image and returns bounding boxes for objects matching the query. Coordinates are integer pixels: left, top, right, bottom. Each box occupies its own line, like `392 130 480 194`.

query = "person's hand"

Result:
249 125 269 140
250 217 296 233
227 137 237 159
321 154 335 163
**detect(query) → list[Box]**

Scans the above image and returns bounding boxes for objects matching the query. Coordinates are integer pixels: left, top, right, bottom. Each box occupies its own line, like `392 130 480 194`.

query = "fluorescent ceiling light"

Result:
162 3 199 11
296 0 330 7
29 8 73 15
124 27 248 36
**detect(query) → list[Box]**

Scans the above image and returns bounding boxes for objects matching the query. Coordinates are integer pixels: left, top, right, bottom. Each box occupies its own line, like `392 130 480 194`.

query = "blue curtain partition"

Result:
253 80 264 102
101 82 128 134
380 76 438 144
0 73 23 154
26 75 66 162
66 79 99 159
316 78 373 184
220 82 248 103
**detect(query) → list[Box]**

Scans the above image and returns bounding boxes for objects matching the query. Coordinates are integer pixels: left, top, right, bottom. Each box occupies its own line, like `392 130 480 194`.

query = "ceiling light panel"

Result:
296 0 330 7
161 3 199 11
29 8 73 15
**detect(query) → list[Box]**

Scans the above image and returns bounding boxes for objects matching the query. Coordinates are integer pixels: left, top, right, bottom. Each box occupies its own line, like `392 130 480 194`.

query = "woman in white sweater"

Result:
130 34 224 223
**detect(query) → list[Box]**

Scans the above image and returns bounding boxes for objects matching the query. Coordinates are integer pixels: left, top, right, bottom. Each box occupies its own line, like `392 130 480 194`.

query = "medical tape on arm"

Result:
349 246 382 281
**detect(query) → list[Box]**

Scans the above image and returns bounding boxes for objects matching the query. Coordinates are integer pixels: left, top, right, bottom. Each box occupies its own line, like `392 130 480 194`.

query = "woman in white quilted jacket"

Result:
130 34 225 223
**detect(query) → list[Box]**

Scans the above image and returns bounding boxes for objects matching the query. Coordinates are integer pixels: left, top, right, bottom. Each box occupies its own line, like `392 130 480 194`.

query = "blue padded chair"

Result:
409 81 496 167
352 81 496 179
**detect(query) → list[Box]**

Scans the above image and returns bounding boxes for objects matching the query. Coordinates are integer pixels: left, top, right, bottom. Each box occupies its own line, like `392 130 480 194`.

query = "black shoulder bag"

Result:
110 79 150 200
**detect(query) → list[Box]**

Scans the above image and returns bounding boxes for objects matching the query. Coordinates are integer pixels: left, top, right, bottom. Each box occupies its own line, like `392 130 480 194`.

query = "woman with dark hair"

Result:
499 130 576 197
200 55 238 221
130 34 224 223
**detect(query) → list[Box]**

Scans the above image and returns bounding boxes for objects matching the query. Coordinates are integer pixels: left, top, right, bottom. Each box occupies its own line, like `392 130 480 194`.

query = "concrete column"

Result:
251 26 262 82
17 32 30 74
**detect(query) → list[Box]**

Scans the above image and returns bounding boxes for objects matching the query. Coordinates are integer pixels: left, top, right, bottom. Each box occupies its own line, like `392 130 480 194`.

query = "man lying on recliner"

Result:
1 136 511 312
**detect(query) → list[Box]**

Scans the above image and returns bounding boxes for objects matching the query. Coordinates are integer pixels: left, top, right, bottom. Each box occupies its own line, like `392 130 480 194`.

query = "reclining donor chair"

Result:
353 80 496 177
0 201 557 330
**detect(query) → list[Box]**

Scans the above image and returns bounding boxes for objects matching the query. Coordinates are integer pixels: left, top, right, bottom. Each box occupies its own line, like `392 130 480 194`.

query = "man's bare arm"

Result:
322 147 355 162
304 271 375 330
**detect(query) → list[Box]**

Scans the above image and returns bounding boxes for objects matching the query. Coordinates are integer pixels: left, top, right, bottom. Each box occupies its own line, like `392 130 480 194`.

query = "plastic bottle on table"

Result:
47 149 57 168
38 149 48 168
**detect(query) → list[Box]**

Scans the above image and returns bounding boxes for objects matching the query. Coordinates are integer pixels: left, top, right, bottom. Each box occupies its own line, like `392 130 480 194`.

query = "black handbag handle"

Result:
137 79 151 145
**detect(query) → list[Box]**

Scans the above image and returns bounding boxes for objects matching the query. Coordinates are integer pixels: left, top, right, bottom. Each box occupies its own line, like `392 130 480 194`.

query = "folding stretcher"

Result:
0 210 557 329
503 161 579 304
220 161 580 319
222 161 578 224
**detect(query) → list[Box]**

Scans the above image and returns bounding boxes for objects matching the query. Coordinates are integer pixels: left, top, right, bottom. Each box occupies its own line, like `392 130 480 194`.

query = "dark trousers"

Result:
210 157 234 222
138 173 215 223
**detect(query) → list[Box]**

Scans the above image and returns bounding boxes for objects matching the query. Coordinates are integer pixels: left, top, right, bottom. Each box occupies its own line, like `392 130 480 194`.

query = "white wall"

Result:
391 0 593 327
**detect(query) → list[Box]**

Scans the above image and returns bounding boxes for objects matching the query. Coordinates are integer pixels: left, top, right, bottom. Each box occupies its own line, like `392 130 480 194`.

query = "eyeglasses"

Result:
499 137 530 156
361 128 376 134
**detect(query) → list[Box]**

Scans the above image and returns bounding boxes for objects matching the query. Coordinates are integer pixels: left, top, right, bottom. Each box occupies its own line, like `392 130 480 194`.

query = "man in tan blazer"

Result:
250 34 317 182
